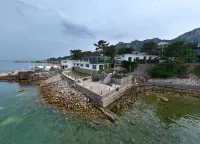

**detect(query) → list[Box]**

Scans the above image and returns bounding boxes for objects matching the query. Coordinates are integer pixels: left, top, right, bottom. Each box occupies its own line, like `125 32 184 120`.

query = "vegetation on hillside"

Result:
140 42 158 55
117 47 135 55
151 41 197 78
122 61 138 73
47 56 71 63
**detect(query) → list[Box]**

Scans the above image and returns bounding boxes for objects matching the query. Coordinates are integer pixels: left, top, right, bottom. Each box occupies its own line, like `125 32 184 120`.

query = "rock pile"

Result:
0 71 56 82
40 74 108 123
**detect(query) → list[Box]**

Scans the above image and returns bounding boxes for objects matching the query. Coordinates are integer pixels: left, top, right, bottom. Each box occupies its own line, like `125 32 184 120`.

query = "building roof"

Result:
157 42 169 46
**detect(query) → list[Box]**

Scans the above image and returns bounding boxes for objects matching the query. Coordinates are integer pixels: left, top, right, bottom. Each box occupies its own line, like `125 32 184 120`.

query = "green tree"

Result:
104 45 117 63
70 49 83 60
151 41 197 78
118 47 135 55
141 42 158 54
163 41 196 64
94 40 109 56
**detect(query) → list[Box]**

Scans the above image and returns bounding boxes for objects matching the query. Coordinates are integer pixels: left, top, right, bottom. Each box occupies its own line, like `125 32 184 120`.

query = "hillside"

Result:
116 28 200 50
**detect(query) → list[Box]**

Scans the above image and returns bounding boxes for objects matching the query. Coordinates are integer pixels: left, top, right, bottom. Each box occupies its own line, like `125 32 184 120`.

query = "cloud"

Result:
59 14 96 39
1 0 200 60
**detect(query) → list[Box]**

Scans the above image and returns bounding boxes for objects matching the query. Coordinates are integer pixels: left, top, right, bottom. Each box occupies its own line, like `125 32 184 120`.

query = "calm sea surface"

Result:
0 61 200 144
0 60 47 73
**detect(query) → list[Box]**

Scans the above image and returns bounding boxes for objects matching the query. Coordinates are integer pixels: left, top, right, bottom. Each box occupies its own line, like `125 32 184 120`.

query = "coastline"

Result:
38 73 200 123
1 69 200 123
39 74 109 123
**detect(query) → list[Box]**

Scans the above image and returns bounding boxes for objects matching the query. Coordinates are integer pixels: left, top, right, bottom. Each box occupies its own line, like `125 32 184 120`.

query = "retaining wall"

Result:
74 67 94 75
112 75 133 85
132 64 157 76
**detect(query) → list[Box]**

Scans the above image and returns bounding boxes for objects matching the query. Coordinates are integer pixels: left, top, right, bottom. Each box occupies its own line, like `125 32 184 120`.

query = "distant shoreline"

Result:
14 61 48 63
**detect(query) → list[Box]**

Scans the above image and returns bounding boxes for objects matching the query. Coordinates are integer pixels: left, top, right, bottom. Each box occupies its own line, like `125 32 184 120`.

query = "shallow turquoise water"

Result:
0 82 200 144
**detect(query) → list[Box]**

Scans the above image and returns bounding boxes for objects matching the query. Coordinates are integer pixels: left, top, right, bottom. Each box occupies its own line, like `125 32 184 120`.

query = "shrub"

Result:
122 61 138 73
151 63 188 78
194 66 200 77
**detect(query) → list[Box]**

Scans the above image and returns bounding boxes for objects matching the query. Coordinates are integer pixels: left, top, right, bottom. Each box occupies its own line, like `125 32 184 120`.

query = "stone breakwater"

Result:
40 74 108 123
149 78 200 86
0 70 56 82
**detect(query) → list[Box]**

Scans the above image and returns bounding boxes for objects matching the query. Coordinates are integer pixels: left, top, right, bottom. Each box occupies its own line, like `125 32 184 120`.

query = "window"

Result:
74 63 76 65
92 65 96 70
128 57 132 62
80 64 84 67
85 64 89 67
136 57 139 60
122 55 124 57
98 57 104 63
149 57 152 60
77 64 79 66
89 57 98 64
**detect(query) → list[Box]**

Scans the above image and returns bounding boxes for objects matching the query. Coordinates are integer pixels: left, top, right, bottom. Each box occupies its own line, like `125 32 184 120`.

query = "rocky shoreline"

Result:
39 73 200 123
0 70 56 82
40 74 109 123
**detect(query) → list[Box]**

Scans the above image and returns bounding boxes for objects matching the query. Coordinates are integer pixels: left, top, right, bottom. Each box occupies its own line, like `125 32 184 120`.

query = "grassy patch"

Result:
194 66 200 77
65 71 90 79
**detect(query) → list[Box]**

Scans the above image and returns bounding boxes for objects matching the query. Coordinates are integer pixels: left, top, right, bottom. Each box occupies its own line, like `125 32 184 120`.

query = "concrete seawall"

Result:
61 72 200 108
61 72 133 107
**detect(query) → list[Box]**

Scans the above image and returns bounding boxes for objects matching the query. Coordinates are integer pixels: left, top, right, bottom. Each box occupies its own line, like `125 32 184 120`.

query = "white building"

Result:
157 42 169 49
61 60 77 69
115 52 158 63
73 56 110 71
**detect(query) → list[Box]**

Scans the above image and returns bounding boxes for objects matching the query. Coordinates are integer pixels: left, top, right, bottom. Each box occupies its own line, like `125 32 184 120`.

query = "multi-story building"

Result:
115 52 158 65
156 42 170 56
73 56 111 72
61 60 77 69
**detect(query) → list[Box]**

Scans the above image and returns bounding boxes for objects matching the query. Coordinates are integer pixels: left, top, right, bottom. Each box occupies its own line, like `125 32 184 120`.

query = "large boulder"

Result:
18 71 34 80
103 74 112 85
91 71 99 81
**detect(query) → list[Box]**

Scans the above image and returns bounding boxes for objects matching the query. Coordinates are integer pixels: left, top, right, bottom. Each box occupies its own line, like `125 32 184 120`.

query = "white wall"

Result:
74 62 104 71
116 54 157 62
61 60 76 69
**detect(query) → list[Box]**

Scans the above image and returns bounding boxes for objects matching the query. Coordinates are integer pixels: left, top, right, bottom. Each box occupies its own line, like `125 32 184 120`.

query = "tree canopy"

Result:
140 42 158 54
70 49 82 60
94 40 109 55
151 41 197 78
118 47 135 55
163 41 196 64
104 45 117 62
47 56 71 63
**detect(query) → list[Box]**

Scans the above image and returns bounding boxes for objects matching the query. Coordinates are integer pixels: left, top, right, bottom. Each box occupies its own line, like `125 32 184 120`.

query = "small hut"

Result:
112 66 127 78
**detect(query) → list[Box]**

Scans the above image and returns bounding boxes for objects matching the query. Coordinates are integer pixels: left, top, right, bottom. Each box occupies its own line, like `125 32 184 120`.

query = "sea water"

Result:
0 62 200 144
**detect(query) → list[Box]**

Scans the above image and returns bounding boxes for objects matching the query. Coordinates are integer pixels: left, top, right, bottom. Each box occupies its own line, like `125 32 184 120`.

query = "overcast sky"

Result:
0 0 200 60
